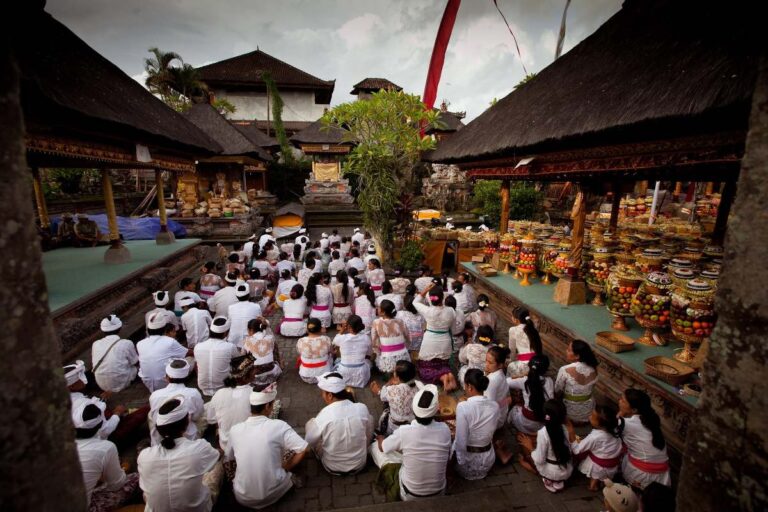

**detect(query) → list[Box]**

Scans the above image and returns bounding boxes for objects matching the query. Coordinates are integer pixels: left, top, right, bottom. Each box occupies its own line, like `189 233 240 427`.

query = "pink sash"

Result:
380 343 406 353
517 352 535 362
312 305 329 311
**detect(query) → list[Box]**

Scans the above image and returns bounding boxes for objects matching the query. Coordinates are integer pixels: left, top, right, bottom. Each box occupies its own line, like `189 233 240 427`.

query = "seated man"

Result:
74 213 102 247
73 402 139 510
227 384 309 509
372 383 452 501
145 291 180 334
194 317 240 397
91 314 139 394
148 359 205 445
136 314 191 392
305 372 373 475
57 212 77 246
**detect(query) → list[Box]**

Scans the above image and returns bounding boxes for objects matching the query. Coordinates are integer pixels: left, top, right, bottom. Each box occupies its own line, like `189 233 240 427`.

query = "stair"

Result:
304 205 363 231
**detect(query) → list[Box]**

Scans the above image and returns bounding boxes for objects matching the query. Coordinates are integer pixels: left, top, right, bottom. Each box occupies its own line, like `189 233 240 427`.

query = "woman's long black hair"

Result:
625 388 666 450
515 307 543 355
359 282 376 308
336 269 350 304
571 339 599 369
543 399 571 466
305 273 320 307
293 244 302 261
525 354 550 421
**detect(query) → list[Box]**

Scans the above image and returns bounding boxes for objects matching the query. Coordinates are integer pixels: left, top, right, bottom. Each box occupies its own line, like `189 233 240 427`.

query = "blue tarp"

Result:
51 214 187 240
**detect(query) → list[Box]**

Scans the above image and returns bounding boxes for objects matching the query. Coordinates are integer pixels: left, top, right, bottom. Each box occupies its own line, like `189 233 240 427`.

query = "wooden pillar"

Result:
499 180 510 233
711 180 737 245
30 167 50 228
102 169 131 263
705 181 715 195
636 180 649 195
674 181 683 195
262 171 267 191
609 184 622 231
155 169 175 245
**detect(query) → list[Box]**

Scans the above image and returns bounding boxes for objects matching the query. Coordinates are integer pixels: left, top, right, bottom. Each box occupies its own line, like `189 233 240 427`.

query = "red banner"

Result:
422 0 461 110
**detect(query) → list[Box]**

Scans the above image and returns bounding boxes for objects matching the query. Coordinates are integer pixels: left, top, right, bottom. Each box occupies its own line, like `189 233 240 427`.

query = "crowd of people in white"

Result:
66 228 674 512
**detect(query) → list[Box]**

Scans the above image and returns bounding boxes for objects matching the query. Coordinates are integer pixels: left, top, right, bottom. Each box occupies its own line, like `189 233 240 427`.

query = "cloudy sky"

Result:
47 0 622 121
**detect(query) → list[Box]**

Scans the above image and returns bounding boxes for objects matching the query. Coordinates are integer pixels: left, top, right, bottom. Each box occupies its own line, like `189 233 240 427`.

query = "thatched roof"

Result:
426 110 465 134
232 123 280 150
350 78 402 95
182 104 271 161
16 8 221 156
290 119 349 145
430 0 759 164
196 49 335 102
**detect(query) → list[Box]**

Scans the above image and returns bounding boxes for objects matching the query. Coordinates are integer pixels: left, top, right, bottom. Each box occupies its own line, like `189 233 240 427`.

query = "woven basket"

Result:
596 331 636 353
644 356 694 386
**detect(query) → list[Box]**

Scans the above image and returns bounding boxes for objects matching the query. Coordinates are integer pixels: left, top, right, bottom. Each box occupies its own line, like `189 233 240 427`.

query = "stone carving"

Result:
422 163 472 212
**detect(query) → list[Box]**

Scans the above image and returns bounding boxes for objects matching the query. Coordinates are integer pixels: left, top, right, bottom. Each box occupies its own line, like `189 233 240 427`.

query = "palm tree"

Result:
167 63 208 104
144 47 182 103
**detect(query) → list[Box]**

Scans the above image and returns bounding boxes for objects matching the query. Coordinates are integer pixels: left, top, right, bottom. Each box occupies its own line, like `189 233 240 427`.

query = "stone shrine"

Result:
422 163 472 212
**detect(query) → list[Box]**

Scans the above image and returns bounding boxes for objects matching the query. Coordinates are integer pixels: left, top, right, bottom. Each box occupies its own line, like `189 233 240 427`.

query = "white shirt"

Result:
328 259 346 280
414 277 433 293
305 400 373 474
207 286 239 318
70 392 120 439
76 437 127 505
454 396 499 466
276 259 295 276
91 334 138 393
174 291 202 312
227 301 263 347
149 383 205 446
181 308 212 349
276 279 298 307
376 293 404 311
381 420 451 499
346 257 365 274
319 238 330 251
351 232 365 245
530 425 573 482
252 259 273 278
413 297 455 361
226 416 309 509
243 240 256 260
328 234 341 245
485 369 509 430
138 438 220 512
258 233 275 250
193 338 240 396
136 335 189 392
207 384 252 455
145 307 180 331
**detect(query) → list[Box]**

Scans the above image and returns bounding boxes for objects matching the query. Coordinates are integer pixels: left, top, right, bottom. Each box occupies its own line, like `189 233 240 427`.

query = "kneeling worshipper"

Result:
517 400 573 493
370 360 419 435
454 369 499 481
305 372 373 475
73 402 140 512
137 313 191 392
371 300 411 375
571 402 624 491
145 290 180 334
180 296 213 349
412 283 458 391
194 316 241 397
227 283 263 348
148 359 205 446
207 272 240 318
242 317 283 386
332 315 372 388
91 314 139 393
206 354 258 457
66 361 149 450
226 384 310 509
138 397 223 512
371 383 452 501
296 318 333 384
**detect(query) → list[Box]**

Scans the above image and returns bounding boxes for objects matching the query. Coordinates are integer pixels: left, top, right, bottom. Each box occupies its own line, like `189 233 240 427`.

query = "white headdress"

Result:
147 313 167 330
412 382 440 418
153 291 170 307
100 314 122 332
317 372 346 394
156 396 189 426
64 360 88 386
235 283 250 298
165 359 191 379
210 316 231 334
72 399 104 429
250 382 278 406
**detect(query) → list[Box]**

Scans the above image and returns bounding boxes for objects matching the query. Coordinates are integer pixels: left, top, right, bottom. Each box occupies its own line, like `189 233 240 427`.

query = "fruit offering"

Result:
636 248 665 274
671 268 696 288
632 272 672 329
699 269 720 289
586 248 613 288
667 258 694 274
539 241 559 274
670 279 716 343
516 235 538 272
553 239 572 276
605 266 643 317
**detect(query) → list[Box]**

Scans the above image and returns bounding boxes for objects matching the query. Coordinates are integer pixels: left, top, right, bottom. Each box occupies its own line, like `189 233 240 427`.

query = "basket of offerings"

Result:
595 331 636 353
644 356 695 386
604 265 643 331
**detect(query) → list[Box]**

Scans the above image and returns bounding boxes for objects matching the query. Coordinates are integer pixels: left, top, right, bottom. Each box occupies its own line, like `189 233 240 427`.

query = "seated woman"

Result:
458 324 494 388
352 282 377 333
444 295 467 354
370 360 419 435
275 269 298 309
305 372 373 475
517 399 573 493
555 339 599 424
507 354 554 436
619 388 672 489
332 315 372 388
413 283 457 391
506 307 544 378
138 398 222 511
397 288 426 358
468 294 497 341
207 355 258 456
331 269 354 326
366 258 386 297
242 318 282 386
571 402 624 491
296 318 333 384
246 268 270 310
371 300 411 375
280 284 308 337
454 369 499 481
375 280 404 311
306 273 333 330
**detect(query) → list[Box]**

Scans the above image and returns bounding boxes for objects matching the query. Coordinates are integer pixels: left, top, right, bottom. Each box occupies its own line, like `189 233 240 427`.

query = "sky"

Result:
46 0 622 121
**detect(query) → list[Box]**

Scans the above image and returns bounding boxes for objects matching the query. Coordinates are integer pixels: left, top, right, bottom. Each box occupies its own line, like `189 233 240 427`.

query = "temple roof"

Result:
231 122 280 150
430 0 759 164
350 78 403 95
426 110 465 134
182 104 271 161
196 49 335 97
16 9 222 157
290 118 349 145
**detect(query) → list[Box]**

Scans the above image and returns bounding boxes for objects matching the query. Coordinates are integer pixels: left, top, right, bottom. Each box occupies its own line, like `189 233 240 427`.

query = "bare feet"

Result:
518 455 538 475
588 479 600 492
494 439 514 465
441 373 458 392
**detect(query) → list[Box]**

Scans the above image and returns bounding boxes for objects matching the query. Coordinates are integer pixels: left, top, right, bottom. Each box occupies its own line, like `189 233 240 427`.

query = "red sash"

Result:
522 407 541 422
517 352 535 362
296 357 329 369
627 453 670 473
312 305 329 311
334 303 349 308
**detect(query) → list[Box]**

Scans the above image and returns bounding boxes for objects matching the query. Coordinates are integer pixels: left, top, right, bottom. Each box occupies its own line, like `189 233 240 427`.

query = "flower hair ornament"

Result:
545 414 551 421
429 295 440 301
478 301 488 307
525 316 531 321
478 336 491 343
497 343 505 348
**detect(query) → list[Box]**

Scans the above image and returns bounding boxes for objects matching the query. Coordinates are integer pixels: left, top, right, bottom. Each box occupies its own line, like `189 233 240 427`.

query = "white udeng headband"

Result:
165 359 191 379
156 396 188 426
72 399 104 429
412 383 440 418
250 382 278 405
317 372 346 393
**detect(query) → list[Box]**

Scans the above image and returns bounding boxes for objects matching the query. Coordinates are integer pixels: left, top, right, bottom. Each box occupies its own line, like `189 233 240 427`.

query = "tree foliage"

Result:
263 73 295 165
472 180 544 227
144 47 208 112
323 91 437 256
211 98 236 117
